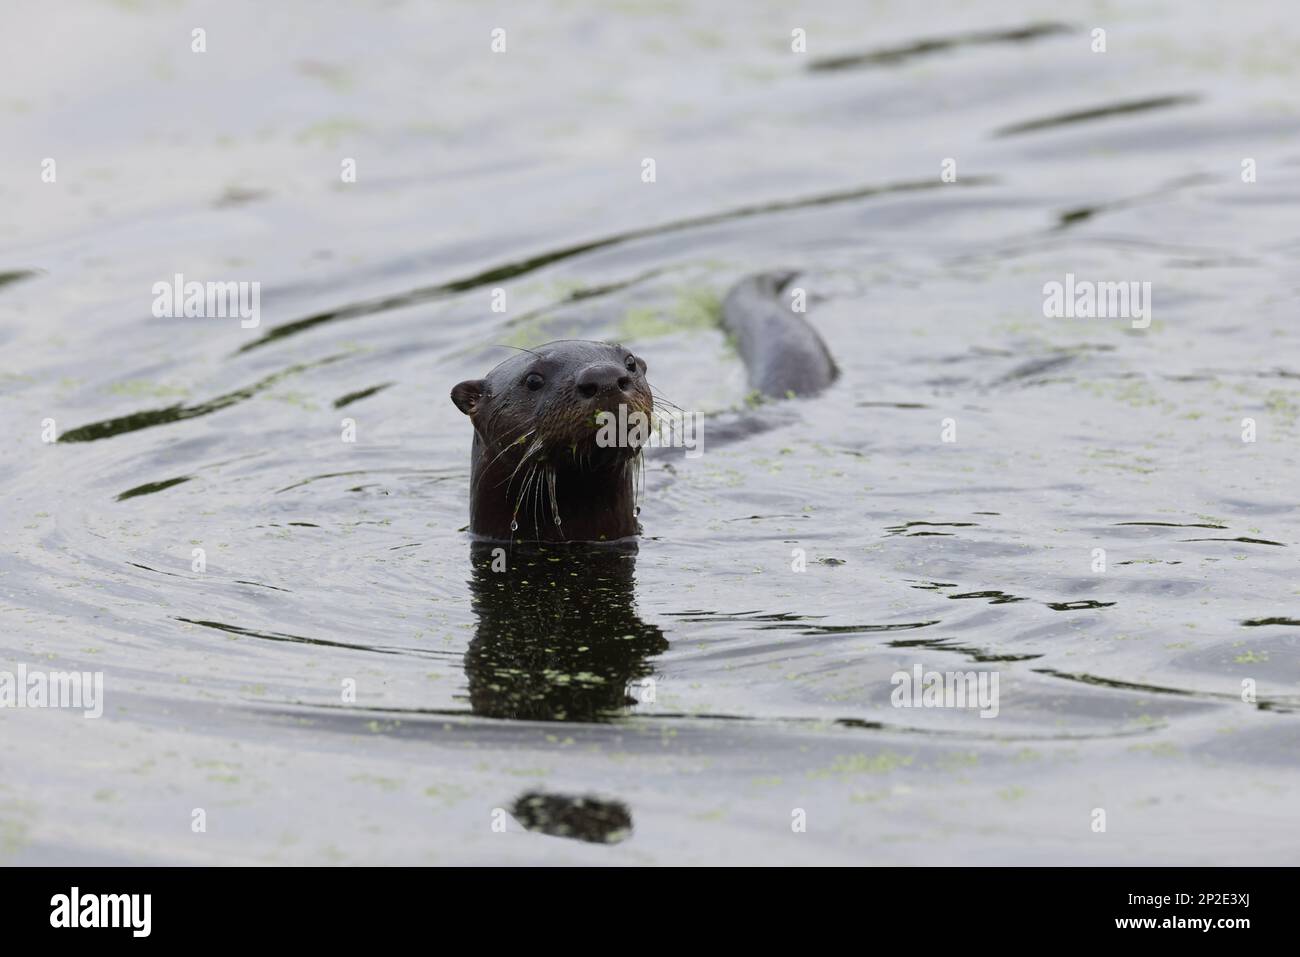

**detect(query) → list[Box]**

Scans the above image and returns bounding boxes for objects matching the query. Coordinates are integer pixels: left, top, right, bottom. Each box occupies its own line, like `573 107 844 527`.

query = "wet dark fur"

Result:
451 340 657 543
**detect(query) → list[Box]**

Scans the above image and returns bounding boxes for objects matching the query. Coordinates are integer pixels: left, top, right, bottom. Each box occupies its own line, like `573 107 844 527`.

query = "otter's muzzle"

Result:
575 362 632 399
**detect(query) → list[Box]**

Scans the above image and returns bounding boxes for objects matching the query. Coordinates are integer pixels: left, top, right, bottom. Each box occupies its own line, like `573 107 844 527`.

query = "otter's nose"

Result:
575 362 631 399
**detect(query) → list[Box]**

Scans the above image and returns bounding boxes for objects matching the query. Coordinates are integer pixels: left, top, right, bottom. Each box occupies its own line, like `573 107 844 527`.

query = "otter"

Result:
451 339 654 542
451 271 837 543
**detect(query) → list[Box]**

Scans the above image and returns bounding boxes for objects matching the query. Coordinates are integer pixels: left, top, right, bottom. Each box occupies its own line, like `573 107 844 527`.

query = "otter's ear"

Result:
451 379 486 415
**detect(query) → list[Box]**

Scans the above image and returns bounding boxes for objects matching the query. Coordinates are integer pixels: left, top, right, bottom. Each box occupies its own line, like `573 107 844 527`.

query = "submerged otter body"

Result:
451 340 653 543
451 272 837 543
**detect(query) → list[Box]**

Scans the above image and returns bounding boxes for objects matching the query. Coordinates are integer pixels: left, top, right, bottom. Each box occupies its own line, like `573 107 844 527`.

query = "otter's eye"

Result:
624 355 638 372
525 373 544 391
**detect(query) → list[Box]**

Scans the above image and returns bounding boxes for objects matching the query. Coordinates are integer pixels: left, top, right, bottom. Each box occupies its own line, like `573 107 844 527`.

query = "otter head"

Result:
452 340 655 541
453 340 653 466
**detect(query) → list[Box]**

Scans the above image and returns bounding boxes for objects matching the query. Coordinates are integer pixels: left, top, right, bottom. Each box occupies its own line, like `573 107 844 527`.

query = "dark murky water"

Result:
2 1 1298 864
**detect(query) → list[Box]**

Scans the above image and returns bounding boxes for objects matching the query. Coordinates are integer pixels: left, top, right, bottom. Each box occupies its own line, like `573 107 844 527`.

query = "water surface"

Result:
2 0 1298 864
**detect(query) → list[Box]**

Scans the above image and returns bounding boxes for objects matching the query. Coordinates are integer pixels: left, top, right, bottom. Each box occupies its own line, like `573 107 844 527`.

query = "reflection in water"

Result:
510 791 633 844
463 542 667 722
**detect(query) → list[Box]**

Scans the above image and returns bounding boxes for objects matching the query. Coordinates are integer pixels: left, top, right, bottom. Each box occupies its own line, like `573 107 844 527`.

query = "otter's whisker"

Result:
489 343 545 360
636 451 645 515
506 460 538 545
496 452 529 493
546 468 561 529
485 428 536 475
510 463 529 516
650 388 684 412
500 436 545 493
532 463 548 540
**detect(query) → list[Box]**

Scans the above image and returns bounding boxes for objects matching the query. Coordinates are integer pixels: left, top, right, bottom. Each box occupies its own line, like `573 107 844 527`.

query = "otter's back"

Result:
721 271 838 398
